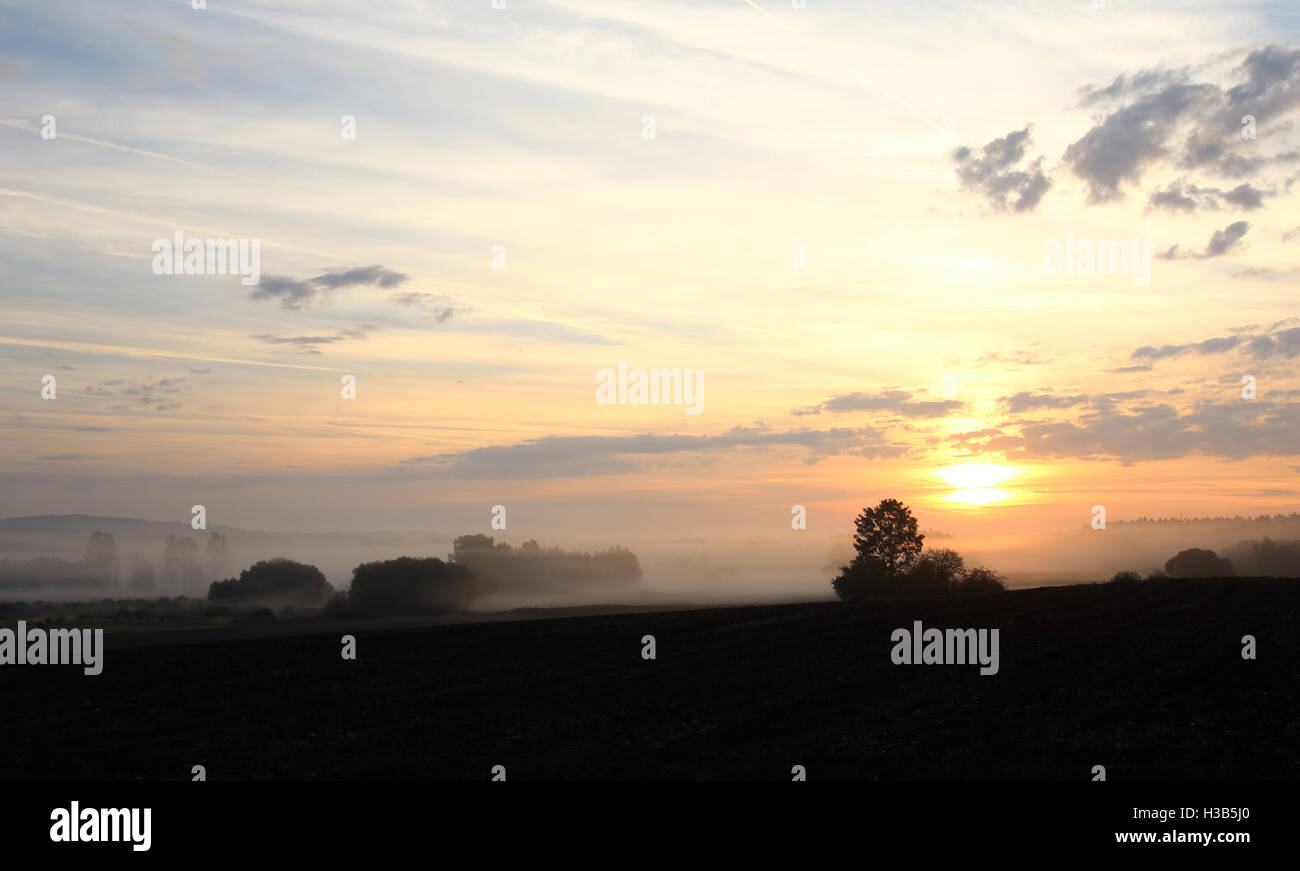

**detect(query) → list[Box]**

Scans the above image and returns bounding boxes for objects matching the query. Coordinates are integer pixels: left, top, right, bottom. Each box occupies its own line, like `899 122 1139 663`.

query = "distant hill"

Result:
0 515 242 535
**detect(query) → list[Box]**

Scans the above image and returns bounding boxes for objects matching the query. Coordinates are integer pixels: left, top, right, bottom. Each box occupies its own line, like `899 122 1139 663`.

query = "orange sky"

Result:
1 0 1297 547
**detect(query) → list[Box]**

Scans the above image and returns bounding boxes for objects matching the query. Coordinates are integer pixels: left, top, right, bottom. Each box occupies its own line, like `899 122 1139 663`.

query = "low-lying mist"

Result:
3 513 1299 612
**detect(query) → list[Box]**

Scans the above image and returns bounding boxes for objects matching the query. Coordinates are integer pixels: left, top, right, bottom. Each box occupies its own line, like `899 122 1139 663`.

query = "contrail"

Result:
738 0 942 132
0 117 254 182
0 336 339 372
0 186 340 261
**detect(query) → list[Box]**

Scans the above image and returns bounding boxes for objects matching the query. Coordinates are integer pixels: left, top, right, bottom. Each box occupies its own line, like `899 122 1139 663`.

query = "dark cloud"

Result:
1065 46 1300 202
1158 220 1249 260
1129 323 1300 363
1064 81 1212 203
399 425 909 479
1226 44 1300 116
952 126 1052 212
792 389 963 418
1146 179 1273 212
250 265 408 310
1246 327 1300 359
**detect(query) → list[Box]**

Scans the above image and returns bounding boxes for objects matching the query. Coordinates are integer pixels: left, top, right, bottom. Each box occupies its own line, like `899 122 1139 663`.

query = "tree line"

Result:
206 535 643 616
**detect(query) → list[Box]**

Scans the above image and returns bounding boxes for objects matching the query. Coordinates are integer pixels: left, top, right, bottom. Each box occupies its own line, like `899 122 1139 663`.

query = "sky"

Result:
1 0 1298 549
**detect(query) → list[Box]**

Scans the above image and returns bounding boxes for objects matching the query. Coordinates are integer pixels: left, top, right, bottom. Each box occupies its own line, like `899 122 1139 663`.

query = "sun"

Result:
938 463 1016 489
937 463 1018 505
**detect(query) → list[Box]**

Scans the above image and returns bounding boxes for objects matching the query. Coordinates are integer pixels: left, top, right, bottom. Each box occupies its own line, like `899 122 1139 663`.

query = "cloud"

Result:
388 292 464 323
998 392 1089 413
998 390 1161 413
1231 266 1300 280
399 425 909 479
250 265 408 310
951 399 1300 464
1064 46 1300 202
1129 323 1300 364
83 376 186 410
1146 180 1273 213
1064 78 1212 203
792 389 964 418
972 350 1045 367
1245 327 1300 359
443 318 617 345
251 325 379 354
1158 221 1249 259
952 126 1052 212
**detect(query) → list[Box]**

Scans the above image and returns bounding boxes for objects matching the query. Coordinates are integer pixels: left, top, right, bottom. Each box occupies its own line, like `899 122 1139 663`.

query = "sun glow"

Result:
938 463 1016 489
938 464 1018 506
947 487 1012 505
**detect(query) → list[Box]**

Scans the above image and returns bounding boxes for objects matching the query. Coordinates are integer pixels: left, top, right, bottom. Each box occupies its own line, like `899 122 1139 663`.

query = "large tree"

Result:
832 499 925 600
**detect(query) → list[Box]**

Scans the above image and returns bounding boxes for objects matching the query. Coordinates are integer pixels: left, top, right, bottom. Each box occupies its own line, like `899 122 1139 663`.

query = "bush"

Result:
1165 548 1235 579
906 548 966 595
956 566 1007 594
1109 570 1142 584
208 558 333 608
348 556 474 616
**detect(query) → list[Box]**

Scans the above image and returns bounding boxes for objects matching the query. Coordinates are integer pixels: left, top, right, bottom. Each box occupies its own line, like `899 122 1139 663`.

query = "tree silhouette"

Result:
209 558 333 608
348 556 473 616
450 535 641 594
83 532 118 587
853 498 924 575
956 566 1007 594
832 499 925 600
832 500 1005 599
126 553 157 594
1165 548 1235 578
205 532 232 580
162 535 204 593
907 547 965 594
